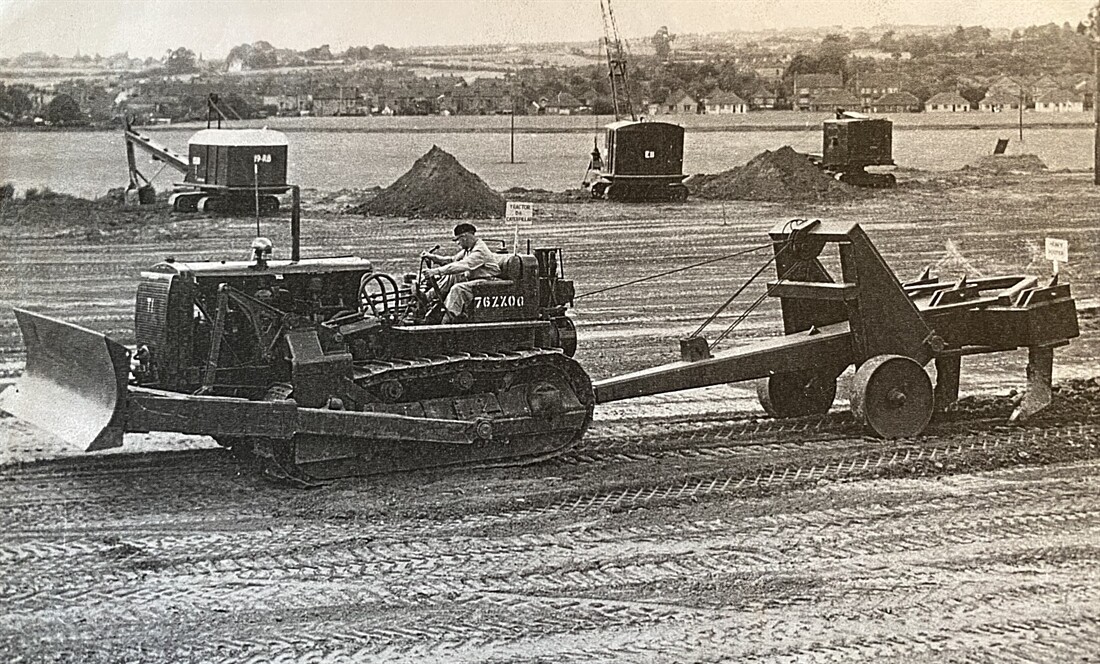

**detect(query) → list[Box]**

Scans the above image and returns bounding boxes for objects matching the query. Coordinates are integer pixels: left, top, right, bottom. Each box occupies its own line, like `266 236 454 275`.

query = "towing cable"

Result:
573 243 774 300
574 218 820 353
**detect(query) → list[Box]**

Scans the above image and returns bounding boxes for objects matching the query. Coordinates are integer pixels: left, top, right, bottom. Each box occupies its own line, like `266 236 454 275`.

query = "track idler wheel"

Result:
550 317 578 357
169 192 202 213
756 370 837 418
850 354 934 438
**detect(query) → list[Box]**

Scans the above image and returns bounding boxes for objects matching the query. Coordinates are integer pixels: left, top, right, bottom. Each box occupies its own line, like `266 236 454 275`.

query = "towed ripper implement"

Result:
595 219 1079 437
0 218 1079 480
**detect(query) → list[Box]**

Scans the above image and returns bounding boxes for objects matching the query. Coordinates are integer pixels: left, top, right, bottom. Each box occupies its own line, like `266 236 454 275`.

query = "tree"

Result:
345 45 372 61
959 85 988 107
46 94 85 125
816 33 851 75
372 44 397 58
652 26 675 61
0 83 33 118
227 43 278 70
165 47 197 73
303 44 333 61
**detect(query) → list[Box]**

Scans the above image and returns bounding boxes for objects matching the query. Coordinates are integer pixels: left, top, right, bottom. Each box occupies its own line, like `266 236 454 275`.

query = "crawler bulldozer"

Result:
1 213 589 481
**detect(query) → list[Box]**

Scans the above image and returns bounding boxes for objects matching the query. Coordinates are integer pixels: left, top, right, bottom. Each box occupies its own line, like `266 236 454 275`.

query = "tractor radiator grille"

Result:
135 280 170 347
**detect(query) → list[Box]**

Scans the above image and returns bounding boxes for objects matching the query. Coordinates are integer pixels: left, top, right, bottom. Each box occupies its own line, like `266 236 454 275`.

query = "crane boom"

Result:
124 118 189 189
599 0 635 121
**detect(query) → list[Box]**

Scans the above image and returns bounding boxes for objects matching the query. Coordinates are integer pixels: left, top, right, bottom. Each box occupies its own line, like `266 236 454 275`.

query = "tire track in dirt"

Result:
413 422 1100 537
5 419 1093 591
6 484 1096 612
6 467 1099 647
38 572 1095 664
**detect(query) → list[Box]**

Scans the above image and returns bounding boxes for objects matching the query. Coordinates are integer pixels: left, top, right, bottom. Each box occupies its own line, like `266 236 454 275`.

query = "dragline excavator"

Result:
125 95 291 214
581 0 689 203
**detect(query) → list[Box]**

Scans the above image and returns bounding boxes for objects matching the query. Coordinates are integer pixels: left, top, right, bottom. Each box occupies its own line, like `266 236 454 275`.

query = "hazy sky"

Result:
1 0 1097 59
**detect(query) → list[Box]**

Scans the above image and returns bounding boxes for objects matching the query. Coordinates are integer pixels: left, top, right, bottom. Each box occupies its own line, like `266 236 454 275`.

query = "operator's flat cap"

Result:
453 223 477 237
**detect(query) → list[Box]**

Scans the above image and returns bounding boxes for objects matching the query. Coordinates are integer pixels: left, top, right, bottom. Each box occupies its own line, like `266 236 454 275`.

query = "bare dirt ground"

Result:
1 168 1100 662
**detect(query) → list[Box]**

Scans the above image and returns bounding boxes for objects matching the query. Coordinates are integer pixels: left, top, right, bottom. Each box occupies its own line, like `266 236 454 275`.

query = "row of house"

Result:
647 72 1094 116
648 80 920 116
268 77 593 117
924 89 1084 113
12 66 1094 123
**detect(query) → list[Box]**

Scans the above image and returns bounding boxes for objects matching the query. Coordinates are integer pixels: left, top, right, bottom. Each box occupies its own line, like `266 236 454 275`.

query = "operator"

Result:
582 143 604 189
421 223 501 324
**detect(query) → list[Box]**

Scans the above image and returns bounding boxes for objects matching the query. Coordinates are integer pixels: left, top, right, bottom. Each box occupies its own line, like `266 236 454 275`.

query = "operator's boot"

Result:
440 311 467 325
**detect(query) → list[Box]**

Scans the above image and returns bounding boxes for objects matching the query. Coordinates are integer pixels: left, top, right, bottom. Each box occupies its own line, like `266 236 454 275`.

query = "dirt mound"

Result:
966 153 1047 174
358 145 505 219
1 188 163 230
691 146 861 202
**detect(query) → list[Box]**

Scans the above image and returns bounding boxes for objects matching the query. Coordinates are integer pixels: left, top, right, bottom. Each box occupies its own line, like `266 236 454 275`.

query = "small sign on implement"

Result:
506 201 534 223
1045 237 1069 275
1044 237 1069 263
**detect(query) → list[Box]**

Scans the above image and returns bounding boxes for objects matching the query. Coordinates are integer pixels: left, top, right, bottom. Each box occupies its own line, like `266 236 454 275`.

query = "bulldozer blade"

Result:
0 308 129 452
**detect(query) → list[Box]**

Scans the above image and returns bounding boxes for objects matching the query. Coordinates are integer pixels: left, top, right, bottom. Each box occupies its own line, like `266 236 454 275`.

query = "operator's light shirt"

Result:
439 238 502 280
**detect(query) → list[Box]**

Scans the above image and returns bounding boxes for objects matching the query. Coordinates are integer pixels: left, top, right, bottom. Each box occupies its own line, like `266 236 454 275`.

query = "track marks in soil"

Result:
3 401 1100 662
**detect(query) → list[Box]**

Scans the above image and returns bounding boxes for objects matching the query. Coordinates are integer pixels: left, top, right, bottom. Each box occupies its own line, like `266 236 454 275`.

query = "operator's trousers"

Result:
434 274 495 318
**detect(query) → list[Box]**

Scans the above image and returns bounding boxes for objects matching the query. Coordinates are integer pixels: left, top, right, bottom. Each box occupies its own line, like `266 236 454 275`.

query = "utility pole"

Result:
1091 2 1100 184
1095 43 1100 183
1018 85 1024 142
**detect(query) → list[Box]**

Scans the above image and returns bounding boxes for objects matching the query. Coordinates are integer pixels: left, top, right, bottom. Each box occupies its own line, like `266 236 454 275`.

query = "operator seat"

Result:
467 254 539 322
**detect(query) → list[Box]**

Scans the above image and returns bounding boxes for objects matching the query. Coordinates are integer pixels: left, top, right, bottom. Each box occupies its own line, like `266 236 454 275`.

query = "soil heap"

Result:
1 187 163 230
359 145 506 219
967 153 1047 174
691 146 860 202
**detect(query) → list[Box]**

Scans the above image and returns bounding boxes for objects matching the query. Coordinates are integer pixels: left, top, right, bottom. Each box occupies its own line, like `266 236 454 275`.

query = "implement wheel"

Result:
850 354 934 438
756 371 837 418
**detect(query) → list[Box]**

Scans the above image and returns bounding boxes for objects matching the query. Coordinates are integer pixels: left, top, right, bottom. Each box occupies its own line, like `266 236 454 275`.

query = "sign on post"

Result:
506 201 534 253
506 201 534 224
1045 237 1069 275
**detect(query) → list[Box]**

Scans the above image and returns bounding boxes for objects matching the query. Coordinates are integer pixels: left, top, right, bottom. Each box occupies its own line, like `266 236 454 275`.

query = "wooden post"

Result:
1095 45 1100 184
291 185 300 262
1018 86 1024 142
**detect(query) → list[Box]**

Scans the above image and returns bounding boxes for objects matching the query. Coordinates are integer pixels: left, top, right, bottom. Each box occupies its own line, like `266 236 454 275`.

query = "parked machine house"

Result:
584 120 689 202
124 95 293 214
812 110 897 188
